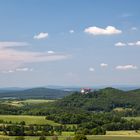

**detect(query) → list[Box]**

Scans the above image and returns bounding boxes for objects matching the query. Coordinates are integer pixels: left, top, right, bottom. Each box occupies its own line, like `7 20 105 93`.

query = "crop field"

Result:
0 115 60 126
87 135 140 140
107 130 140 135
0 135 140 140
21 99 55 104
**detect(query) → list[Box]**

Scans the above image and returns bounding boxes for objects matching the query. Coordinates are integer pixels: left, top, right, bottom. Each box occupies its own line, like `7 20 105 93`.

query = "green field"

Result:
1 130 140 140
0 135 140 140
87 135 140 140
107 130 140 135
1 99 55 107
0 115 60 126
124 117 140 121
21 99 55 104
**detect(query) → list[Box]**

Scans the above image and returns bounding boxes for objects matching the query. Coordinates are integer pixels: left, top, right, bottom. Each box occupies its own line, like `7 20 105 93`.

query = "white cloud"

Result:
0 49 68 63
127 42 135 46
16 67 33 72
89 67 95 72
69 30 74 34
0 42 28 48
2 70 14 73
84 26 122 35
136 41 140 46
34 32 48 39
48 51 55 54
128 41 140 46
100 63 108 67
115 40 140 47
115 42 126 47
116 65 138 70
2 67 33 73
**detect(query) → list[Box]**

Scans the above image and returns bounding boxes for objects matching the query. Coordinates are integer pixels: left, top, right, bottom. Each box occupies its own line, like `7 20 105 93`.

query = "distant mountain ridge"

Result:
0 87 71 99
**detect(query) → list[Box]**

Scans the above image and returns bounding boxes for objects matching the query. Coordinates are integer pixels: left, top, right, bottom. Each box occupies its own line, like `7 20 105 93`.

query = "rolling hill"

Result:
48 87 140 112
0 87 71 99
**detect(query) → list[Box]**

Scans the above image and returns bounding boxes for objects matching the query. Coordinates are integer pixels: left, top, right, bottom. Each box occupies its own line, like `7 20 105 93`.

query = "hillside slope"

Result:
49 87 140 112
0 87 71 99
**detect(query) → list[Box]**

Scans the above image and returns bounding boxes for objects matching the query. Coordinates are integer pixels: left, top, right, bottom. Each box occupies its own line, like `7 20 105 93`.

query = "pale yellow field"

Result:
1 99 55 107
107 130 140 136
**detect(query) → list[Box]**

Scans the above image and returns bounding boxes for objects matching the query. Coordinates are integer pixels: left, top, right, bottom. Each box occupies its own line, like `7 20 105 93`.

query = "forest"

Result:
0 87 140 139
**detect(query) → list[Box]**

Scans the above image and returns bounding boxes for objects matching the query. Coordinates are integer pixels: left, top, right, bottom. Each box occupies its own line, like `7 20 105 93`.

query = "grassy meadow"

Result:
0 135 140 140
124 117 140 121
1 99 55 107
0 115 60 126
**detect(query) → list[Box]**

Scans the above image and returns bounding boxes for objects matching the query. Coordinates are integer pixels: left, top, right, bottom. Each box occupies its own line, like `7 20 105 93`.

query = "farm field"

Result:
0 115 60 126
21 99 55 104
107 130 140 135
0 135 140 140
1 99 55 107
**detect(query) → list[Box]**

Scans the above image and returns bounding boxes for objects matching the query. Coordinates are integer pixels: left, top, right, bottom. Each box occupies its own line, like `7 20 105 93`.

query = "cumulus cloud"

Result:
0 41 28 48
100 63 108 67
116 65 138 70
84 26 122 35
34 32 48 39
69 30 74 34
115 42 126 47
128 41 140 46
136 41 140 46
89 67 95 72
115 40 140 47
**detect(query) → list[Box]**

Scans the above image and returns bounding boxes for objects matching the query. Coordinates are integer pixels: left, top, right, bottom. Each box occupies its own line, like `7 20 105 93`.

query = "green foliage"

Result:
92 127 106 135
73 134 88 140
39 136 46 140
52 136 58 140
15 136 25 140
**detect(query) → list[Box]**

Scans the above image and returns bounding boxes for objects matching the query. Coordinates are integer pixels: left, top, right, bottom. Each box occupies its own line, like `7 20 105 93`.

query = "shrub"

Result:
73 134 88 140
39 136 46 140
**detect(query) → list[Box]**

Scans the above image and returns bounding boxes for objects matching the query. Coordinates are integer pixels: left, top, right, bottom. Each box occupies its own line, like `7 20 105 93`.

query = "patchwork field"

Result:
0 115 60 126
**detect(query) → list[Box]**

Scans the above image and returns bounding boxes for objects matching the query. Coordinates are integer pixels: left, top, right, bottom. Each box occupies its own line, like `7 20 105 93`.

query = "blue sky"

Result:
0 0 140 87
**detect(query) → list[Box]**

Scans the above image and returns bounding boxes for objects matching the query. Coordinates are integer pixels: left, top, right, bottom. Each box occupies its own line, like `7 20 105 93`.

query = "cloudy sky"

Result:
0 0 140 87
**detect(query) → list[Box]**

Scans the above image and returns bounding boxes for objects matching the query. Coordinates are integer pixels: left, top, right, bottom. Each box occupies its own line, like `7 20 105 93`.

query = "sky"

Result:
0 0 140 87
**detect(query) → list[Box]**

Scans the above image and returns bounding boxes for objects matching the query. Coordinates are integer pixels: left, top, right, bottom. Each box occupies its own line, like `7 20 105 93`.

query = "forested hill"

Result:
0 88 71 99
49 87 140 113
